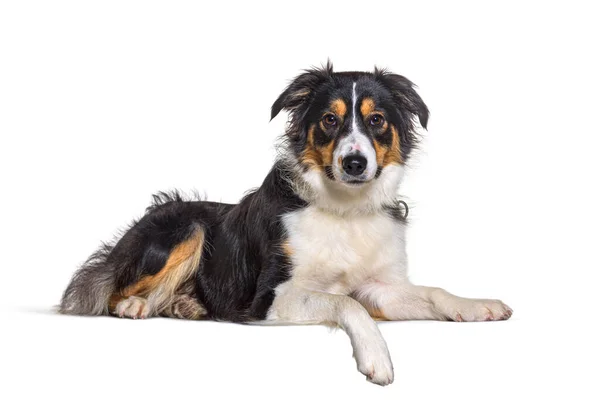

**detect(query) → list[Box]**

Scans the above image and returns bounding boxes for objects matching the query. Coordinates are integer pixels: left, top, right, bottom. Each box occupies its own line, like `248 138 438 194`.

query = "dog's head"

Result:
272 62 428 211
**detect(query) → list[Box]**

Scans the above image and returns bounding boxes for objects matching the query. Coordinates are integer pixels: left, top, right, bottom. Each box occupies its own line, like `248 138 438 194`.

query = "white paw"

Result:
115 296 150 319
442 298 513 322
355 342 394 386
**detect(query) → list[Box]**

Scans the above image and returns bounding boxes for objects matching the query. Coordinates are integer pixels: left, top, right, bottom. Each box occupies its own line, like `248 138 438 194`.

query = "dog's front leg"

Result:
354 280 513 322
267 283 394 386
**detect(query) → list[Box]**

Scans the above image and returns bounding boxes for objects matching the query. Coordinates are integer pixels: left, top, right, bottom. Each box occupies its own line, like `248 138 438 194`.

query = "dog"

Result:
60 62 512 385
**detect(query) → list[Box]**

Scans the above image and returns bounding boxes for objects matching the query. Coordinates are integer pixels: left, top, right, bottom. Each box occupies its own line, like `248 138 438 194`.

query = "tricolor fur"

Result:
60 62 512 385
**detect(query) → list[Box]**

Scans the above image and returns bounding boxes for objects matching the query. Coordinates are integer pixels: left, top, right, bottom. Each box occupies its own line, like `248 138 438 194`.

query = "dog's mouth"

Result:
335 175 373 187
345 179 368 186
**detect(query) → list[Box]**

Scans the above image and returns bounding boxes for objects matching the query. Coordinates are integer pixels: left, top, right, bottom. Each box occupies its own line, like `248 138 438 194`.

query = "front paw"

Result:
354 343 394 386
440 298 513 322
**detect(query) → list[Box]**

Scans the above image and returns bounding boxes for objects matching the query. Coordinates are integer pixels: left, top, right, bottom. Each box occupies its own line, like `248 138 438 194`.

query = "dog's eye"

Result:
370 114 384 127
322 114 338 127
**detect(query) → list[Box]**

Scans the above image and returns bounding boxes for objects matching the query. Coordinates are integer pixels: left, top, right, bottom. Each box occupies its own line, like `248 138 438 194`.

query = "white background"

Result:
1 1 599 407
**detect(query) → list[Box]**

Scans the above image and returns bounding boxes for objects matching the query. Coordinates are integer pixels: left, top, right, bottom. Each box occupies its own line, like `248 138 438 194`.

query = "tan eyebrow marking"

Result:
330 98 347 117
360 97 376 117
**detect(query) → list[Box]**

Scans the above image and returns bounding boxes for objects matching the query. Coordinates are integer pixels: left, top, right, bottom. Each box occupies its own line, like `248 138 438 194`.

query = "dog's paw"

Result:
163 294 207 320
442 298 513 322
355 344 394 386
114 296 150 319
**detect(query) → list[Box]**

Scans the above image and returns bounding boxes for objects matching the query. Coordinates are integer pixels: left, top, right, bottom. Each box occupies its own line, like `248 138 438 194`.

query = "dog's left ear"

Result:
375 68 429 130
271 61 333 121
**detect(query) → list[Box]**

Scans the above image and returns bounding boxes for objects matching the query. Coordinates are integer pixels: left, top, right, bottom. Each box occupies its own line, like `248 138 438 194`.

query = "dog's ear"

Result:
270 61 334 121
375 68 429 130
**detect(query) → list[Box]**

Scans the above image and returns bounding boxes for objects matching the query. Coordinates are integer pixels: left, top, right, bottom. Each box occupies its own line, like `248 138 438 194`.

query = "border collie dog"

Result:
60 62 512 385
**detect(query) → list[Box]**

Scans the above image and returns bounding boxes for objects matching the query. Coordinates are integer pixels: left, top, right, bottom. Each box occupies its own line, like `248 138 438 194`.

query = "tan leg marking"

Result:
110 228 205 317
281 240 294 257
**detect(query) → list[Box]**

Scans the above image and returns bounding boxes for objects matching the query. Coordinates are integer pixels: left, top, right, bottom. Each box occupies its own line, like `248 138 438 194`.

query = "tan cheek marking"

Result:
330 99 347 117
317 140 335 166
373 139 388 166
360 98 375 117
382 125 403 166
301 124 323 169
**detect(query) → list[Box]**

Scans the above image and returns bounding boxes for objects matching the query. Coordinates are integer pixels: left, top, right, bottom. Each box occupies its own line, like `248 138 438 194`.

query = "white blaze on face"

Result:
332 82 378 181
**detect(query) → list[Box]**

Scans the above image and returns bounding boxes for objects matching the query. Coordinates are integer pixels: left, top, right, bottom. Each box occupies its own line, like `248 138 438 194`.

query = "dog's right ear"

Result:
270 61 333 121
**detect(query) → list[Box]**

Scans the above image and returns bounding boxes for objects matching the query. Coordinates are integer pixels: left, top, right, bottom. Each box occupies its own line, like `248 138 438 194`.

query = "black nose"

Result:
342 154 367 176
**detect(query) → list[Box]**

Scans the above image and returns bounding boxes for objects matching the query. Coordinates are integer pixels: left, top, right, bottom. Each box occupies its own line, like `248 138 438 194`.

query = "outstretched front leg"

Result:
267 283 394 386
353 279 513 322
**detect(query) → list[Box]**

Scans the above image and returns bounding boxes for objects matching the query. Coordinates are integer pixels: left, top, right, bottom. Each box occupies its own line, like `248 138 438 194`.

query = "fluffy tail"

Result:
59 243 116 315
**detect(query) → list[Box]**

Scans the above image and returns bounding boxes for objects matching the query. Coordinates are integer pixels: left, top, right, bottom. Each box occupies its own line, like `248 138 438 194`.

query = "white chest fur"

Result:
282 206 408 294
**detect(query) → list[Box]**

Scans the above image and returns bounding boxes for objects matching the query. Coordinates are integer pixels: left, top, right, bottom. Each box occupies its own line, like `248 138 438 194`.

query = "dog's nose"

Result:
342 154 367 176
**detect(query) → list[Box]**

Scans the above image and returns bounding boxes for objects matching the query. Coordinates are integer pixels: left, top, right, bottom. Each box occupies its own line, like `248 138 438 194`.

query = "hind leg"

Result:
108 228 205 319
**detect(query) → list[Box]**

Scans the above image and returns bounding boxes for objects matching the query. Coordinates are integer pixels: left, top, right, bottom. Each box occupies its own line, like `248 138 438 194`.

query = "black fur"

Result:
195 163 305 321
